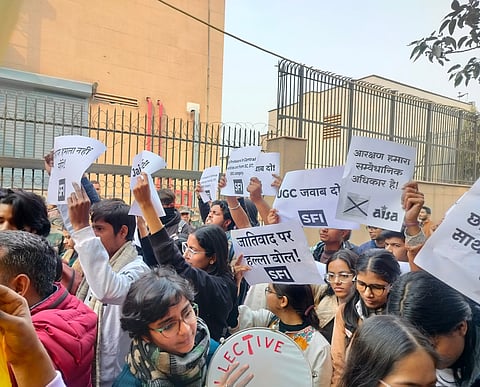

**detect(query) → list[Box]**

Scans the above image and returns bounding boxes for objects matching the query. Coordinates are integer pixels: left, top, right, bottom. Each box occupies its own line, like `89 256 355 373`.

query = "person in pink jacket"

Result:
0 230 97 387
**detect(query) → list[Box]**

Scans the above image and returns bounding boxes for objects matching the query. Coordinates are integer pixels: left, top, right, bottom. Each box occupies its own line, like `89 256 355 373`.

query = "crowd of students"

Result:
0 170 479 387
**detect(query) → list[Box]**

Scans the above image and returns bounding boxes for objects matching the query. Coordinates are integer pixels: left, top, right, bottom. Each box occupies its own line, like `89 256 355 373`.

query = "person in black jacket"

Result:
133 173 238 342
157 188 195 238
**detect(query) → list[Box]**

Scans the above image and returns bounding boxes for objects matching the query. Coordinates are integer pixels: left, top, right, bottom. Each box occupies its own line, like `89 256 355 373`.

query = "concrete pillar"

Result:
265 136 307 175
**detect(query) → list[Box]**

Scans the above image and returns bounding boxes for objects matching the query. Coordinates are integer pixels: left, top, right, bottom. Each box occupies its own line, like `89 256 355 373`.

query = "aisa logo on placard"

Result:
372 205 398 222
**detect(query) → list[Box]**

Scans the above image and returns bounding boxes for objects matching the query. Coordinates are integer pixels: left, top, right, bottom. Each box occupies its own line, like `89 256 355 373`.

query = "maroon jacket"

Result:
31 283 97 387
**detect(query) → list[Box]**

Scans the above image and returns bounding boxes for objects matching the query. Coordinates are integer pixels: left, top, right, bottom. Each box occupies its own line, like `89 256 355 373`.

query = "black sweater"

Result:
148 228 238 341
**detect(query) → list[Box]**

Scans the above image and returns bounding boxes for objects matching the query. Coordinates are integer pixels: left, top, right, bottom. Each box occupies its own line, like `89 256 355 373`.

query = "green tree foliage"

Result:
409 0 480 86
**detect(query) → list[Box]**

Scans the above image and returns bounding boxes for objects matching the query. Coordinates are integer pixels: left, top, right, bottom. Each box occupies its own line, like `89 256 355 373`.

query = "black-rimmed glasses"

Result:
149 303 198 338
356 280 391 297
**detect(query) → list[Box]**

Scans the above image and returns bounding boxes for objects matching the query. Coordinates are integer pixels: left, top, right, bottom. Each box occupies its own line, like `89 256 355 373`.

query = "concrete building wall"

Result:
2 0 225 122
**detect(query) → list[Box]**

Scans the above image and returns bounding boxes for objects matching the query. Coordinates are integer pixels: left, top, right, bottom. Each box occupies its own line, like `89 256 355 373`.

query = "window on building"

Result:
322 114 342 140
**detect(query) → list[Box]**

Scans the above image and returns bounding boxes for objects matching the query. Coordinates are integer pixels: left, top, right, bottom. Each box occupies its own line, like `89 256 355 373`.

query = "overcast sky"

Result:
221 0 479 131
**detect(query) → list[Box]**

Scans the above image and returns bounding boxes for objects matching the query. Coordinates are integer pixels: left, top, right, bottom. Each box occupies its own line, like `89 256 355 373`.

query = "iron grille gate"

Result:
271 59 479 185
0 92 260 210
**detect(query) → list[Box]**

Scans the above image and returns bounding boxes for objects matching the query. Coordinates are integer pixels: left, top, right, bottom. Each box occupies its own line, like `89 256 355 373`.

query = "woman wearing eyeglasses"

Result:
113 267 210 386
330 249 401 386
312 249 358 343
133 174 238 343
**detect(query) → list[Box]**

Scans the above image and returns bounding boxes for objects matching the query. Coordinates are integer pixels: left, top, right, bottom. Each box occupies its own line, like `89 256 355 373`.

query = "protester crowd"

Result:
0 158 479 387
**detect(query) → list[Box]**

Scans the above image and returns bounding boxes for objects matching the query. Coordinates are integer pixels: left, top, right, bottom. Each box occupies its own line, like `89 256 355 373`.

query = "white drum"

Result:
206 327 313 386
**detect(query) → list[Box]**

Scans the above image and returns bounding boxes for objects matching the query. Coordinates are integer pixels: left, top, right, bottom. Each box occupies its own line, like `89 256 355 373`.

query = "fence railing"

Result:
0 93 260 206
271 59 479 185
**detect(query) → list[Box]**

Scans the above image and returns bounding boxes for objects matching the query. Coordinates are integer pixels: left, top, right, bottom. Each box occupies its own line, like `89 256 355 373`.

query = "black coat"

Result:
148 228 238 341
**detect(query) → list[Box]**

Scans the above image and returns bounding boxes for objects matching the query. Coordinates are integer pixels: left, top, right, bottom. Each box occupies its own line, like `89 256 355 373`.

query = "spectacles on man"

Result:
149 303 198 338
324 272 355 284
181 242 204 257
356 280 391 296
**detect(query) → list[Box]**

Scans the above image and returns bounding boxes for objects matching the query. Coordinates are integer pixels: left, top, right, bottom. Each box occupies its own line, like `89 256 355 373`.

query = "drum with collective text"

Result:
206 327 313 386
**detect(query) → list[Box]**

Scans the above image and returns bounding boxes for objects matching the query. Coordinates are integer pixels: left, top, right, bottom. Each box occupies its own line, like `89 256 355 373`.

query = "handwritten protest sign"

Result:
221 146 262 197
254 152 280 196
47 135 106 204
272 167 358 229
231 221 323 285
415 178 480 304
335 136 415 231
206 328 313 387
129 150 166 217
199 166 221 202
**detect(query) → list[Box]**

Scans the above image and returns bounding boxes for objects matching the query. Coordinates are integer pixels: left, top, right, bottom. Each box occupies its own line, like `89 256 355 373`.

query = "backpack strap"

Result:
178 219 187 234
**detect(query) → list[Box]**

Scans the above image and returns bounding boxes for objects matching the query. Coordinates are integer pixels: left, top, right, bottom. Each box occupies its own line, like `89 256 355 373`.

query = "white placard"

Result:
254 152 280 196
414 178 480 304
199 166 221 202
206 328 313 387
129 151 166 217
231 221 323 285
221 146 262 197
335 136 416 231
47 135 106 204
272 167 359 229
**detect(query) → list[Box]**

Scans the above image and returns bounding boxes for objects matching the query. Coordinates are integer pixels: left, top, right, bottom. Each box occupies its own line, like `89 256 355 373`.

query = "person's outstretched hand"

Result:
132 173 152 209
67 182 91 231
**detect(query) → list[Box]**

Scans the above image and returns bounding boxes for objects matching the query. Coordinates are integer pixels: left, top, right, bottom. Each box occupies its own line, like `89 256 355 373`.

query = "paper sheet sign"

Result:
231 221 323 285
221 146 262 197
254 152 280 196
129 151 166 217
273 167 358 229
47 135 106 204
199 166 221 202
414 177 480 304
335 136 415 231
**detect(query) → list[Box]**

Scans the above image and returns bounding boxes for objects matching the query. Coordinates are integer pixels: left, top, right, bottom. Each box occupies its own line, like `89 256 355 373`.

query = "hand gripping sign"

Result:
206 327 313 386
129 150 167 217
47 135 106 204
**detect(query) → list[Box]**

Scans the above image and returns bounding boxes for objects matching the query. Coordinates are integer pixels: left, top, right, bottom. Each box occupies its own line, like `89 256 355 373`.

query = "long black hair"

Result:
272 283 321 332
388 271 480 386
323 249 359 297
343 249 400 339
193 224 231 276
339 315 438 387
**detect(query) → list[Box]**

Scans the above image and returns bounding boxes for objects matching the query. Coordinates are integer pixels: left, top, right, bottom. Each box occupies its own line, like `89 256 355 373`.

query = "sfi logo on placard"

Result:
57 178 66 201
298 210 328 227
233 179 244 195
264 266 294 282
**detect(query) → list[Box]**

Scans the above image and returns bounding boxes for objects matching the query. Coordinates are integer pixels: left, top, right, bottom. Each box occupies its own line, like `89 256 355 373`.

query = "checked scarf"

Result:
127 318 210 386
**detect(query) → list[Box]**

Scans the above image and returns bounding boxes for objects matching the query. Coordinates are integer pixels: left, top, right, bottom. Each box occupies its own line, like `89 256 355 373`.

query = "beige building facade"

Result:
1 0 229 203
2 0 225 122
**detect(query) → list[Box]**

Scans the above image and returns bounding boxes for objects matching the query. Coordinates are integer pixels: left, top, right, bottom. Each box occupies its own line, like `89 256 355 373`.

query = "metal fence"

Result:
271 59 480 185
2 59 479 206
0 91 260 207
